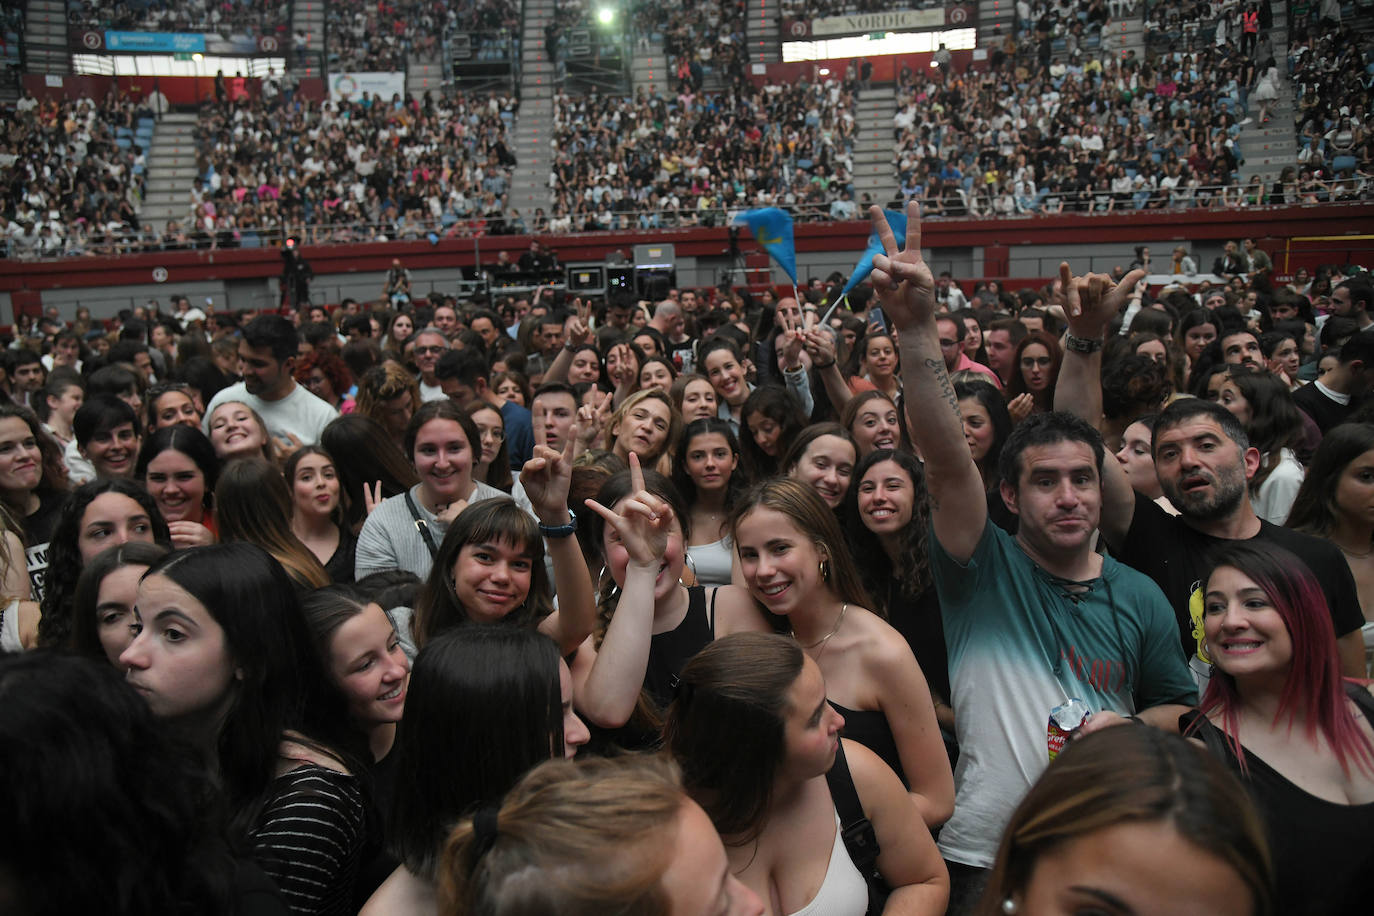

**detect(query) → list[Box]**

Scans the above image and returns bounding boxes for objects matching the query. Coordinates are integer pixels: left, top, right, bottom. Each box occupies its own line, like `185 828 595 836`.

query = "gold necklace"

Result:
798 603 848 657
1338 543 1374 560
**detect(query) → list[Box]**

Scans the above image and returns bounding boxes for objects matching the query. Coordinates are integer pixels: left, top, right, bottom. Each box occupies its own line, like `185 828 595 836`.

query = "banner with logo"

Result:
329 72 406 102
75 30 287 55
781 5 975 39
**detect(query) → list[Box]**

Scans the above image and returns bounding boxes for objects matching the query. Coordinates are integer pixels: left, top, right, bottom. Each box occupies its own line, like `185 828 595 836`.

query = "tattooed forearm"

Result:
923 358 962 416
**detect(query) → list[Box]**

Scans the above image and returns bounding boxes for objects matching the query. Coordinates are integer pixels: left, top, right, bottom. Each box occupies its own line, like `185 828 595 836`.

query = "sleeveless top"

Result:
789 812 869 916
686 536 734 587
644 585 716 711
587 586 718 754
828 700 907 787
1186 696 1374 916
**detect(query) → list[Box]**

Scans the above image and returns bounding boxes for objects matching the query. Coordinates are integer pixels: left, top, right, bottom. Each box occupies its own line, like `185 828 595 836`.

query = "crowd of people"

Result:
326 0 517 73
549 76 857 230
1 92 153 258
67 0 284 36
182 88 519 248
2 202 1373 914
2 2 1371 258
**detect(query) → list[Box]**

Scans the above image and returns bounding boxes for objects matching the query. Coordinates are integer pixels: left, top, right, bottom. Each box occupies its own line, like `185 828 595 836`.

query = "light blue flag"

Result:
839 208 908 297
733 208 797 285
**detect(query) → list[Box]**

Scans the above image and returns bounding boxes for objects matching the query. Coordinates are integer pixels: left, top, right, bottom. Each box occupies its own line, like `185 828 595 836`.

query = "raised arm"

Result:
872 203 986 562
576 454 672 727
803 322 854 414
1052 262 1146 548
521 433 598 655
540 298 594 385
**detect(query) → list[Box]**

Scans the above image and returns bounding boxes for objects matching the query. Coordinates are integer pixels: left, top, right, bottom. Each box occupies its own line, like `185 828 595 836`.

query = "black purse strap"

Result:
404 491 440 559
824 740 883 902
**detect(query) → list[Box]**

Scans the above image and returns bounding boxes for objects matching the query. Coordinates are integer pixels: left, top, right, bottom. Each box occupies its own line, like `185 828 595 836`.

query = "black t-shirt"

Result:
1292 382 1354 434
1116 492 1364 658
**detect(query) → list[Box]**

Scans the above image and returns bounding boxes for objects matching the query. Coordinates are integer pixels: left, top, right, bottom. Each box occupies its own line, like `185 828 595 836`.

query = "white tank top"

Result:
788 812 869 916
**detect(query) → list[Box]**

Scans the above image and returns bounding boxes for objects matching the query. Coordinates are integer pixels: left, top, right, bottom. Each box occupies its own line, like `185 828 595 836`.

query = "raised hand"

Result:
869 201 936 332
565 297 593 346
1059 262 1147 339
803 324 838 366
520 429 577 524
583 453 671 569
576 389 613 449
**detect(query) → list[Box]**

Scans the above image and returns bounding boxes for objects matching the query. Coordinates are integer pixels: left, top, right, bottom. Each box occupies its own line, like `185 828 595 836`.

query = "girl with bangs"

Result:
408 433 596 658
1187 540 1374 916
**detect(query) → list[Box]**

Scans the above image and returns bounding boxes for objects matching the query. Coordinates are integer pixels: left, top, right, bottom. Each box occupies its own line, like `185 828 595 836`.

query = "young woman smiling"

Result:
841 390 906 459
672 418 746 587
783 422 858 511
729 478 954 827
136 425 220 548
356 400 506 582
669 373 719 424
287 446 357 584
206 401 275 464
1187 542 1374 915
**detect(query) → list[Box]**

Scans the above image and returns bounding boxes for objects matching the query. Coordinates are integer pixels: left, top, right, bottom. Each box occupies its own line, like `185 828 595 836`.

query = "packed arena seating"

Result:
327 0 517 72
1 94 153 259
67 0 287 37
1012 0 1113 57
549 77 857 229
188 90 518 247
630 0 750 91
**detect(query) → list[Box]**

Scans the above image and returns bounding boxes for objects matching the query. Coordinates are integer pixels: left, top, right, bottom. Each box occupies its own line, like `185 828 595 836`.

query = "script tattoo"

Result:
923 358 961 416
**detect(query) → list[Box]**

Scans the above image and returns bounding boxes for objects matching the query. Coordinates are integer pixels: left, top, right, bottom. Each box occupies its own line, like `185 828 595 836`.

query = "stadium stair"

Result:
406 59 444 98
139 112 200 235
853 86 897 209
629 39 668 97
292 0 325 73
746 0 779 66
509 0 554 224
24 0 68 75
1236 5 1295 187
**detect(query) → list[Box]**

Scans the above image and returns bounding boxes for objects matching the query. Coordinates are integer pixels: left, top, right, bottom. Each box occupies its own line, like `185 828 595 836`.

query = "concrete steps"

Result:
746 0 779 65
1237 6 1294 186
509 0 556 221
292 0 325 76
852 87 896 208
24 0 68 74
407 60 446 98
140 112 200 233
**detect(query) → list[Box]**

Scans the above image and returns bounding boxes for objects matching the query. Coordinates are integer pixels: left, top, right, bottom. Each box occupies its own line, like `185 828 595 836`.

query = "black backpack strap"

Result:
824 740 881 876
404 491 440 559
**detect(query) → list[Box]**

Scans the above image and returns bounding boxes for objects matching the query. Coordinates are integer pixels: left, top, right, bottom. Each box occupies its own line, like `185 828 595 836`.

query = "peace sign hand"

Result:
869 201 936 333
583 453 671 568
519 430 577 524
577 390 613 448
565 297 593 345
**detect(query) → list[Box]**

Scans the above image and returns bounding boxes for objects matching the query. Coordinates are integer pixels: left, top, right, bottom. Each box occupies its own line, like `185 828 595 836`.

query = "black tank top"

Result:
585 586 717 754
644 585 715 711
1185 689 1374 916
828 700 908 787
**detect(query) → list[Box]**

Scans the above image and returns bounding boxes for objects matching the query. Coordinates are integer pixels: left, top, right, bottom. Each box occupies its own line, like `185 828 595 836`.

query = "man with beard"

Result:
1054 270 1366 677
202 315 338 446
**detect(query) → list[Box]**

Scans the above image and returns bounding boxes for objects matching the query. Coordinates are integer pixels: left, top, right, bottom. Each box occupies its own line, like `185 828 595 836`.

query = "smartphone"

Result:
870 306 888 333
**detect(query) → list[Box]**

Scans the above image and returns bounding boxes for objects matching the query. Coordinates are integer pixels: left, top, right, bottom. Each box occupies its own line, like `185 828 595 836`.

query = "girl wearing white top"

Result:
674 417 745 587
665 633 948 916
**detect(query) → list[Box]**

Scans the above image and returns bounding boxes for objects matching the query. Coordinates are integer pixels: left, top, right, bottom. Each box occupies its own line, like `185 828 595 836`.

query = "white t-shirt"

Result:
203 381 339 446
419 380 446 402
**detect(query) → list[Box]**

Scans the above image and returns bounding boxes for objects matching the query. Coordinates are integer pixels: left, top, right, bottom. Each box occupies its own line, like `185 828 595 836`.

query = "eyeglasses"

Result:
414 345 447 355
939 339 960 348
1021 356 1053 368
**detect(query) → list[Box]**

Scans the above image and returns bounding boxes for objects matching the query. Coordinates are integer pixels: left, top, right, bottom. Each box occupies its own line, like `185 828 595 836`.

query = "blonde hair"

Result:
438 755 685 916
602 388 682 475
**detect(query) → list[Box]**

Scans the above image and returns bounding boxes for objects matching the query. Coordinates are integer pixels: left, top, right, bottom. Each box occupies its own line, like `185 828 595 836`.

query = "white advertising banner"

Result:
329 72 406 102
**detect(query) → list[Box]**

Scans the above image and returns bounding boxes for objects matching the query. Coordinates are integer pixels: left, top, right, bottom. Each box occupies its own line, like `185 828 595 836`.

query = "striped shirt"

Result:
251 765 366 916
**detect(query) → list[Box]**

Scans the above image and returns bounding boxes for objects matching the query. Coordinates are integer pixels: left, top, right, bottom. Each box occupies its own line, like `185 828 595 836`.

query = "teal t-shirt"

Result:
930 519 1195 867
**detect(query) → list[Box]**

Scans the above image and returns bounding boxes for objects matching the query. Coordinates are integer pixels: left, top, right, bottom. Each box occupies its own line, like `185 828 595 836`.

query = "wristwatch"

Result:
538 509 578 538
1064 333 1104 354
